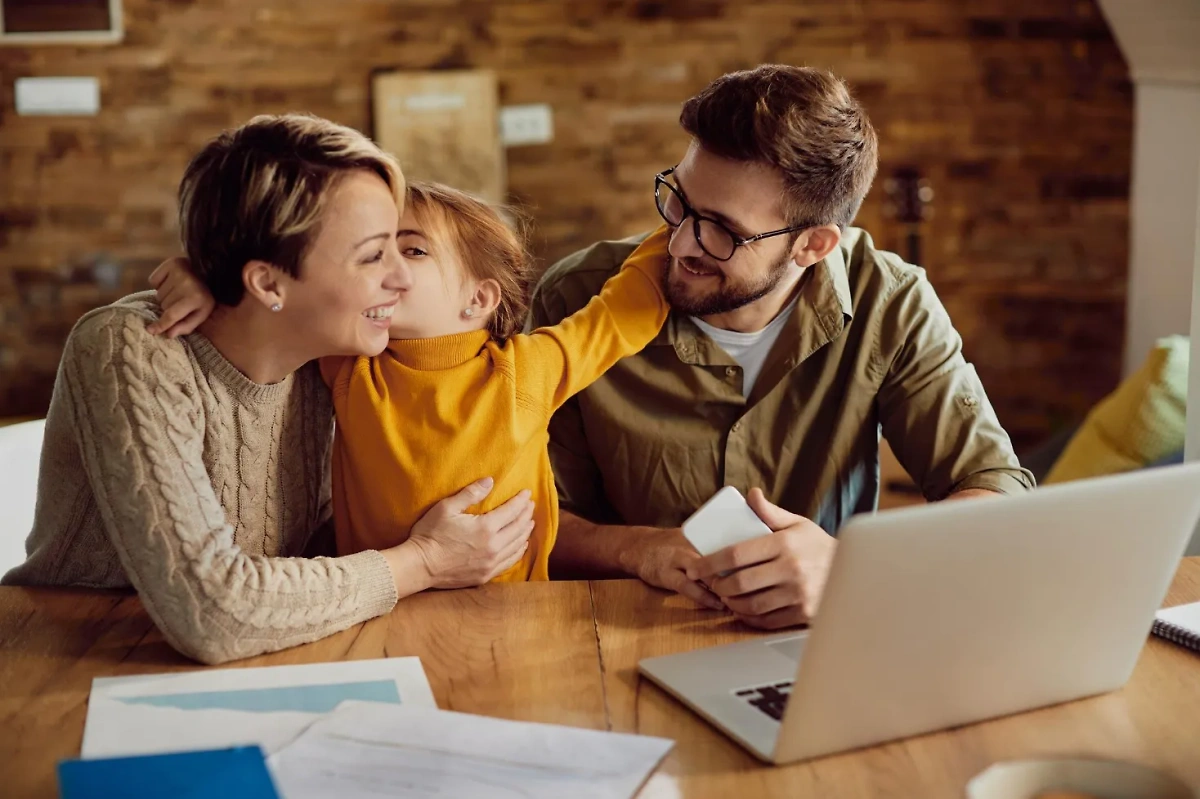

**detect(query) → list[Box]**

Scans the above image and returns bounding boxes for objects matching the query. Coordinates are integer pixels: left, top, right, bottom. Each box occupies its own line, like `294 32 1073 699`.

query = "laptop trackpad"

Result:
767 635 807 662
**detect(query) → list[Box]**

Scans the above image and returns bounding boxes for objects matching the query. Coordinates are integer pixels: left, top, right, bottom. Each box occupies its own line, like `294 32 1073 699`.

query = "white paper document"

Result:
268 701 675 799
82 658 436 759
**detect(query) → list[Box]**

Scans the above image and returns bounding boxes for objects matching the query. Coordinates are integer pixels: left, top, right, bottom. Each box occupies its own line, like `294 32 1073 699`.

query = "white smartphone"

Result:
681 485 773 556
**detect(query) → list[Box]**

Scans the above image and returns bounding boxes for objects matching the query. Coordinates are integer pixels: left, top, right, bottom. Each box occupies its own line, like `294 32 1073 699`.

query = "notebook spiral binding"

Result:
1152 619 1200 652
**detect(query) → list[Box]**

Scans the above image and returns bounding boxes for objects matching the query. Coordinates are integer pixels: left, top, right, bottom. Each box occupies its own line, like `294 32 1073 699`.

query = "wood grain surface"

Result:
1 561 1197 798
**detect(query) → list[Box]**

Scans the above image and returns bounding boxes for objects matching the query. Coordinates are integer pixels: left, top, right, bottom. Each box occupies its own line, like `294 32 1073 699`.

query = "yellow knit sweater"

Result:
320 226 669 581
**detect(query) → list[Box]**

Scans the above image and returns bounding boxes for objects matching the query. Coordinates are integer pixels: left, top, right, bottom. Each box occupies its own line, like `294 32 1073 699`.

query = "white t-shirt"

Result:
690 296 800 398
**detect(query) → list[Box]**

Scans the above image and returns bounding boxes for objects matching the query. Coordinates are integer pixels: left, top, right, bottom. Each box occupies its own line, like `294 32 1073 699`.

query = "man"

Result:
529 64 1034 630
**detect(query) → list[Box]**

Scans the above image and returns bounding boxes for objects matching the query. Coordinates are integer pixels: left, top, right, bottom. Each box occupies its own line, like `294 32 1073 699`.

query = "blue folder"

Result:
57 745 279 799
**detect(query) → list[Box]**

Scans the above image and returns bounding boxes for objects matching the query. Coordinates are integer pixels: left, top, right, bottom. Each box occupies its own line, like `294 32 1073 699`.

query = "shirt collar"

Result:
385 330 491 371
823 240 854 322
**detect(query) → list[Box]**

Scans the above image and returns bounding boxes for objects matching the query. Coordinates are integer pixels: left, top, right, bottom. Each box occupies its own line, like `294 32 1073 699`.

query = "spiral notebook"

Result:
1152 602 1200 652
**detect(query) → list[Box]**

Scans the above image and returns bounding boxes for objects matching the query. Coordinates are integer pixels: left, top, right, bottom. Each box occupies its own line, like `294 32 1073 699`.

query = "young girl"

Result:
153 180 670 582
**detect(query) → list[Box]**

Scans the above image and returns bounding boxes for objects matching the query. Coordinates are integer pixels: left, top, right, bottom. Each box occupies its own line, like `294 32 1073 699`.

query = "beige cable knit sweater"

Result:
2 293 399 664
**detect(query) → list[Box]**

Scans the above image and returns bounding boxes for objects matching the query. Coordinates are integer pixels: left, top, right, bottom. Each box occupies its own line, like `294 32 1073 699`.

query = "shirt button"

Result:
962 396 979 408
726 367 737 378
731 421 743 433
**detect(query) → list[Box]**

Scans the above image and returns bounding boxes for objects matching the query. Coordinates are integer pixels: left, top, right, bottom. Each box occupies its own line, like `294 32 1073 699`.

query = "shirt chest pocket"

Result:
578 376 733 527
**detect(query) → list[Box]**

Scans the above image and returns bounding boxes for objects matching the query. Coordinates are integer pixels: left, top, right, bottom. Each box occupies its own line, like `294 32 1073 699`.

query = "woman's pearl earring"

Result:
462 308 474 318
271 303 282 312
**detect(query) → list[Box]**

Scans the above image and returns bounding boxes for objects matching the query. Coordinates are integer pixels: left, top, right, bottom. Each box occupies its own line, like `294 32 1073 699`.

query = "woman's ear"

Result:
242 260 286 311
791 225 842 268
467 278 503 318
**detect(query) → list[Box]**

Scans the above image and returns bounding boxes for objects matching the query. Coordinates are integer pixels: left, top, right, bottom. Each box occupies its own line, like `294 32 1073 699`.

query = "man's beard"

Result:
662 252 793 317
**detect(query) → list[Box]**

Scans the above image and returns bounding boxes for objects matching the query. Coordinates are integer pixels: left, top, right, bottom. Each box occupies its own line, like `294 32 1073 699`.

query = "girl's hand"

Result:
147 257 216 337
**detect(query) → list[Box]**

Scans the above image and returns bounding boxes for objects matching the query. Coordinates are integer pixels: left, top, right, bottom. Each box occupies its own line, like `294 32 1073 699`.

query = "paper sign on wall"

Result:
371 69 505 203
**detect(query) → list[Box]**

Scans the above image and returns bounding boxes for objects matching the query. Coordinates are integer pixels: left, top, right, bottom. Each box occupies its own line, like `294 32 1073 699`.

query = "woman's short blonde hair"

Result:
179 113 405 306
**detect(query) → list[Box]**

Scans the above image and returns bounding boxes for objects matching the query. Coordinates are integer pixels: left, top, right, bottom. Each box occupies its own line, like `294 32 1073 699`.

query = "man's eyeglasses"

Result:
654 167 814 262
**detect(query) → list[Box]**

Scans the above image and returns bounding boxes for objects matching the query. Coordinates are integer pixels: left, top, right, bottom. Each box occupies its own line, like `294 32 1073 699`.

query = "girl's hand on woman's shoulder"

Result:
147 257 216 338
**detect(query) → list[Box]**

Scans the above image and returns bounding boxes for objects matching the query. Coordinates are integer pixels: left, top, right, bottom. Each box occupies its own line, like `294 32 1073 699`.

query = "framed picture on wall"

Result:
0 0 123 45
371 69 505 204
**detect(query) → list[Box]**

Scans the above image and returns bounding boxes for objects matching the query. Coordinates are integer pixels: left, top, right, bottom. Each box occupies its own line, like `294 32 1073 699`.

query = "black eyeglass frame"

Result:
654 167 816 261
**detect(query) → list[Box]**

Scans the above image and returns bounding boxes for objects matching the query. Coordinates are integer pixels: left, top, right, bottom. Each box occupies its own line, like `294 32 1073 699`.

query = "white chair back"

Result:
0 419 45 575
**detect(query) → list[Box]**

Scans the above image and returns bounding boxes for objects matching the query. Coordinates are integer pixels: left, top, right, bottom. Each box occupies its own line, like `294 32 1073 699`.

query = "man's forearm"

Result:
551 510 655 580
947 488 1004 501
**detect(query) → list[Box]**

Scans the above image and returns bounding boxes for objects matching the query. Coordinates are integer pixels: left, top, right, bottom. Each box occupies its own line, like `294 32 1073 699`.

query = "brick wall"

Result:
0 0 1131 449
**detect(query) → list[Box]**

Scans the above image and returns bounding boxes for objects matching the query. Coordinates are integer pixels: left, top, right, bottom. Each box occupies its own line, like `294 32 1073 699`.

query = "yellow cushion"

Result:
1043 336 1189 484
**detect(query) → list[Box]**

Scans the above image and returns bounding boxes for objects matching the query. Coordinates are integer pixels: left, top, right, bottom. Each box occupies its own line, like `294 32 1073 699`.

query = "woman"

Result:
2 114 535 665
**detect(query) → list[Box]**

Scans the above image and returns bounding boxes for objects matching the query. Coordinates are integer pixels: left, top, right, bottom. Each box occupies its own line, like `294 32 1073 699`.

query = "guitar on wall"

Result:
882 166 933 266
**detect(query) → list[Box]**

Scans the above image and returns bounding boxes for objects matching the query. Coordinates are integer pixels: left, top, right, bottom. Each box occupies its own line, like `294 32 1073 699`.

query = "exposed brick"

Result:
0 0 1133 450
631 0 724 21
1017 17 1112 40
1041 174 1129 200
968 18 1010 38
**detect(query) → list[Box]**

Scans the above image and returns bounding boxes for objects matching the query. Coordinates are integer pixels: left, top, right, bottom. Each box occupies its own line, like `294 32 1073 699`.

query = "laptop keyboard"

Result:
735 680 794 721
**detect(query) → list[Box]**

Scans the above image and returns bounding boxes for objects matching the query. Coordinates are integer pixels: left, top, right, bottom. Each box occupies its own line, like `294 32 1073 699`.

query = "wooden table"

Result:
2 560 1199 798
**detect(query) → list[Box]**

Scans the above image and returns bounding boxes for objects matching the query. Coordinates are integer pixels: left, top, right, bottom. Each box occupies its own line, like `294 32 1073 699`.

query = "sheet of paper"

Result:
81 703 320 761
82 658 436 759
268 701 675 799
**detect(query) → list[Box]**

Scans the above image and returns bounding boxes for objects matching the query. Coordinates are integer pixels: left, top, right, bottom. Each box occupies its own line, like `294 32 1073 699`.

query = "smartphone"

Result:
681 486 773 556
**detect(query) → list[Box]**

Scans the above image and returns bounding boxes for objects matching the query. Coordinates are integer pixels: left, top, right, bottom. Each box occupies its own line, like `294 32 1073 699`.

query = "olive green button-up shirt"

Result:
529 227 1033 534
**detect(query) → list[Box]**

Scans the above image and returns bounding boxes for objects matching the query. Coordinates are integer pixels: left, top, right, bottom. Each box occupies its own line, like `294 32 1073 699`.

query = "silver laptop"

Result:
638 462 1200 764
